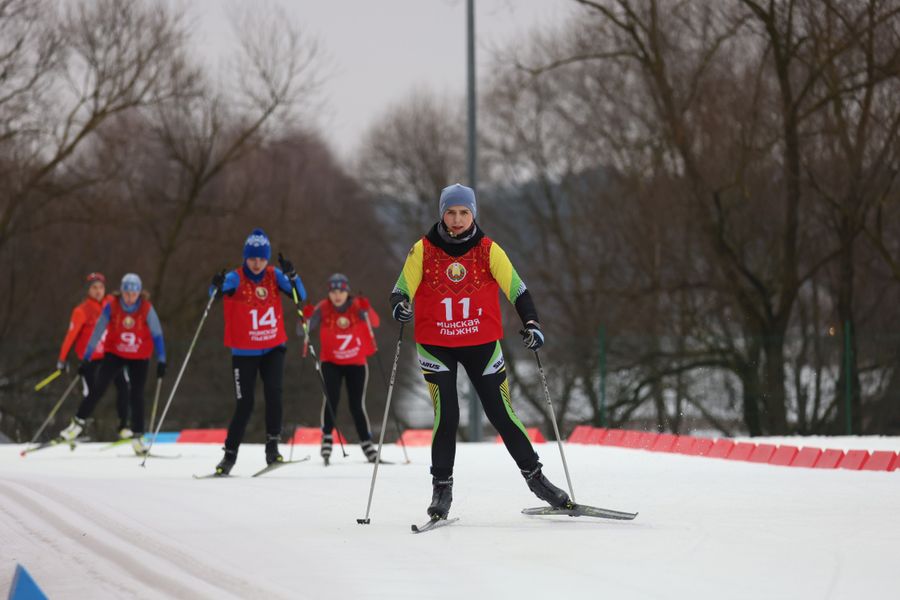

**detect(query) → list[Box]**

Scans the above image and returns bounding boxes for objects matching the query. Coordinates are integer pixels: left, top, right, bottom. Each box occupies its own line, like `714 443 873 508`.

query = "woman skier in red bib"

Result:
303 273 380 464
209 229 306 475
390 183 571 519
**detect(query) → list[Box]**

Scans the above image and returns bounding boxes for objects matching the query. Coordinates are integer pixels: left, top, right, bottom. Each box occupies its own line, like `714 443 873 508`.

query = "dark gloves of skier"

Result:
157 362 167 378
78 361 90 376
392 300 413 323
280 258 297 280
211 270 226 293
520 322 545 350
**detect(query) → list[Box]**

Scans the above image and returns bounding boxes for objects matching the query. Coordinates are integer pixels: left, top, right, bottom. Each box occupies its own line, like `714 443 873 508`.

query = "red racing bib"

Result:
414 237 504 347
317 298 376 365
223 267 288 350
107 299 154 359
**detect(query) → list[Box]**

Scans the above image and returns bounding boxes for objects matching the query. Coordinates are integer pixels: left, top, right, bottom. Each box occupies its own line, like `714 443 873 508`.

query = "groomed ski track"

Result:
2 440 899 599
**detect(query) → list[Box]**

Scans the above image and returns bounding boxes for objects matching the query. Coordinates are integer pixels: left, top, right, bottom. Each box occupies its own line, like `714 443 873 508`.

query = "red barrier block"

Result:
637 432 659 450
568 425 594 444
726 442 756 461
586 428 608 445
814 448 845 469
619 430 644 448
690 438 715 456
748 443 777 463
399 429 433 446
289 427 346 445
601 429 626 446
177 429 227 444
791 447 822 468
861 451 898 472
706 439 734 459
495 428 546 444
651 434 678 453
769 445 798 466
527 427 547 443
839 449 869 471
672 436 697 455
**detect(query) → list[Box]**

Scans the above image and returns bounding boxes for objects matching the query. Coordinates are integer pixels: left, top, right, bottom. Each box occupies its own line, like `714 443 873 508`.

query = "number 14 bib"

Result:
415 237 504 347
223 267 287 350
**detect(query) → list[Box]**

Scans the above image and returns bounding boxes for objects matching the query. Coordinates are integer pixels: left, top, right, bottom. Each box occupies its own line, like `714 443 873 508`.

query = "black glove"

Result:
392 300 413 323
56 360 68 373
278 253 297 280
157 362 167 378
211 270 226 293
520 322 544 350
78 361 90 376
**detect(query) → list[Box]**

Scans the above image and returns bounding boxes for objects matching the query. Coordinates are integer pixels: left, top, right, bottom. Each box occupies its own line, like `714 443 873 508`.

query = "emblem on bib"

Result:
255 286 269 300
446 262 467 283
122 316 135 329
337 316 351 329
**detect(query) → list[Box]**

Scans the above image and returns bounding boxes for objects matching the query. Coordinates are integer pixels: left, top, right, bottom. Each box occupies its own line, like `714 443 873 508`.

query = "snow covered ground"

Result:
1 439 898 599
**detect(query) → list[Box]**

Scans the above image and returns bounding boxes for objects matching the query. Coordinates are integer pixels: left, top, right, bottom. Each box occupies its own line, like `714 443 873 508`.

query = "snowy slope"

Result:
1 441 898 600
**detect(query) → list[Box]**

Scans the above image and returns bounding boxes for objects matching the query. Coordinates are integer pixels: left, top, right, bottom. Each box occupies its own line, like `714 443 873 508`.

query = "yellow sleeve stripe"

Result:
393 240 424 300
489 242 526 303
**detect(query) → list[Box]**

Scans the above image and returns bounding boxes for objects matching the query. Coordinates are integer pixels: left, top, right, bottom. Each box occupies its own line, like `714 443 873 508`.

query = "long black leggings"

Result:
76 354 149 434
225 346 286 452
321 362 371 441
82 359 130 429
419 341 539 480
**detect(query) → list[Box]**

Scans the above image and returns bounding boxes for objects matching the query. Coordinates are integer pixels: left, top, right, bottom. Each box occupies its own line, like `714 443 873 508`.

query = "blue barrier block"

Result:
8 564 47 600
144 431 179 444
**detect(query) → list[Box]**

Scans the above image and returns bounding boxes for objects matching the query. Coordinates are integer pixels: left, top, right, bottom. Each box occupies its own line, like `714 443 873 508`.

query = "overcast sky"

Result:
186 0 575 160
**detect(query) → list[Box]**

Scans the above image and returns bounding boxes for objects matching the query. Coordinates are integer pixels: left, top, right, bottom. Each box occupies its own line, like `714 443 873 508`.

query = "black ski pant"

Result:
82 359 130 429
224 346 285 452
418 341 539 480
76 354 149 434
321 362 371 442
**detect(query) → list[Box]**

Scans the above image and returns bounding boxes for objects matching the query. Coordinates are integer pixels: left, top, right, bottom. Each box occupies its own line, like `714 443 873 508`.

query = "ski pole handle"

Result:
34 369 62 392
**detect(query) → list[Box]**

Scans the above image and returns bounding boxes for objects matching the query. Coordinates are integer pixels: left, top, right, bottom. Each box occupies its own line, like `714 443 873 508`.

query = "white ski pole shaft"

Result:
534 350 575 502
357 324 404 524
142 292 217 467
147 377 162 437
363 310 410 464
29 376 80 444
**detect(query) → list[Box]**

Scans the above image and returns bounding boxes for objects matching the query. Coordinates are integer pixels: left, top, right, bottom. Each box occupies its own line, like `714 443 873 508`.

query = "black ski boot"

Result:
265 435 283 465
427 477 453 519
522 464 571 509
321 433 333 465
361 439 378 463
216 448 237 476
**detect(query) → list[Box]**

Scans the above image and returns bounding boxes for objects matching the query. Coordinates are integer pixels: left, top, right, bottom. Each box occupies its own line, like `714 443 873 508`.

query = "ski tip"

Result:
357 518 371 525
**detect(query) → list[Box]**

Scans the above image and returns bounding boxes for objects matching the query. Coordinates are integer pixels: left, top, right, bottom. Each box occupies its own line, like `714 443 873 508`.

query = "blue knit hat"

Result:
121 273 142 293
439 183 477 219
243 228 271 260
328 273 350 292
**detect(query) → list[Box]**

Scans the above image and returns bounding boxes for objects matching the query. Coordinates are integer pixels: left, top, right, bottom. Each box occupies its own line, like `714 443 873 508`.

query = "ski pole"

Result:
357 324 404 525
147 377 162 438
142 291 217 467
25 376 80 447
531 348 576 503
289 423 296 461
361 309 410 464
278 253 348 458
34 369 62 392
